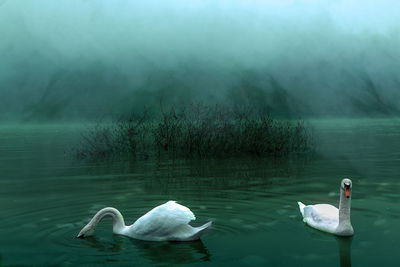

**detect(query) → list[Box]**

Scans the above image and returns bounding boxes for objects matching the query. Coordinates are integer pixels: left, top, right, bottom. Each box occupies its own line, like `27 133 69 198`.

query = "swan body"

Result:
298 178 354 236
78 201 212 241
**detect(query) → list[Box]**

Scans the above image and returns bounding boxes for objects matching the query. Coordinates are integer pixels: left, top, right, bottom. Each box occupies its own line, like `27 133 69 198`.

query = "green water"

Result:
0 119 399 266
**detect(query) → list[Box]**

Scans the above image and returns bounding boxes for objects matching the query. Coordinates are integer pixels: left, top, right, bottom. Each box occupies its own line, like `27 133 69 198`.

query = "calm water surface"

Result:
0 119 399 266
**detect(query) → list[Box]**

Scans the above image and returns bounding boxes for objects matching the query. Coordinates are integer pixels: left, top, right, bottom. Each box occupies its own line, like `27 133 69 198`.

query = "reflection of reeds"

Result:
76 104 314 159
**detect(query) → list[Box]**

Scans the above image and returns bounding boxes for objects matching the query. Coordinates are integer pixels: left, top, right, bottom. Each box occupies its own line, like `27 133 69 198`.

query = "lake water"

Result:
0 119 399 266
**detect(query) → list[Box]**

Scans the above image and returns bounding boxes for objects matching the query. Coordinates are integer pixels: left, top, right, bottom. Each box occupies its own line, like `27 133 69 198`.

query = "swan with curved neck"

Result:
298 178 354 236
77 201 212 241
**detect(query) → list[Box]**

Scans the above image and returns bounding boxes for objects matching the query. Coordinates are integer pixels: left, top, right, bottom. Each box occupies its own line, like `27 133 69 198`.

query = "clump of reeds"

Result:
152 104 313 158
76 104 314 159
76 112 150 159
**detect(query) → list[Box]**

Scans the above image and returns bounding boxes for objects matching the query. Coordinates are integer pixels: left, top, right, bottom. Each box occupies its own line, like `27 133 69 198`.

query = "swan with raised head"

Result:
297 178 354 236
77 201 212 241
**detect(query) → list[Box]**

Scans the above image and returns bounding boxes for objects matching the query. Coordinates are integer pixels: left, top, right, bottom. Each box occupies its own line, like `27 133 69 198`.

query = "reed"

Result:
76 104 314 159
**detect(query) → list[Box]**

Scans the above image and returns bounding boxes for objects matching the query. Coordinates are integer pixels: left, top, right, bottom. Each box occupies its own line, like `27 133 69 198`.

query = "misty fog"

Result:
1 0 399 120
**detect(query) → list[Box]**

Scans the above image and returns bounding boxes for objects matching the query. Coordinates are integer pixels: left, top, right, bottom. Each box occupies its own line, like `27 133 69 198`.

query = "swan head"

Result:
341 178 352 199
77 223 94 238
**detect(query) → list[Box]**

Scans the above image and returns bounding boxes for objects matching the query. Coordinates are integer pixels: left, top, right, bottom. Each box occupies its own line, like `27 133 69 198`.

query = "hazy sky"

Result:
1 0 399 120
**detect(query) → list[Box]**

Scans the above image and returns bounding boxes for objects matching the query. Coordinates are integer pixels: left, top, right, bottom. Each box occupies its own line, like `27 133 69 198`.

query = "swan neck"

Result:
339 188 351 222
91 207 126 234
337 187 352 235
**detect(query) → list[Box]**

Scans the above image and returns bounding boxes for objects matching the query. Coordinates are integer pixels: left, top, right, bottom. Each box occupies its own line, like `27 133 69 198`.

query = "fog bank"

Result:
1 0 400 120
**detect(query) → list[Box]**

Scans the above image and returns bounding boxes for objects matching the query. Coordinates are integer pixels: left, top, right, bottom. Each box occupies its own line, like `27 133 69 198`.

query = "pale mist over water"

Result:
1 0 400 120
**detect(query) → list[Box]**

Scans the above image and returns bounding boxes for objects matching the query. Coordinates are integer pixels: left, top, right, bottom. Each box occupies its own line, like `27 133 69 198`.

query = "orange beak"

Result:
345 187 351 198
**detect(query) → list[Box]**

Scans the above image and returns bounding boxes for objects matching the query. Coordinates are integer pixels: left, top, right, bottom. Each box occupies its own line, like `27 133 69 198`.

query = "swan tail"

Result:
297 202 306 217
170 221 212 241
191 221 213 240
198 221 212 231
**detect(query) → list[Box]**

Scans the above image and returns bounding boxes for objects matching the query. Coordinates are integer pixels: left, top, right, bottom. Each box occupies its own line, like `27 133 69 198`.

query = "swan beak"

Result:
344 187 351 198
77 229 86 238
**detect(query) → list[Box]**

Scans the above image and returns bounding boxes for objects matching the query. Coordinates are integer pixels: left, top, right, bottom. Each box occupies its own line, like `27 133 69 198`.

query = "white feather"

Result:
300 203 339 234
131 201 196 237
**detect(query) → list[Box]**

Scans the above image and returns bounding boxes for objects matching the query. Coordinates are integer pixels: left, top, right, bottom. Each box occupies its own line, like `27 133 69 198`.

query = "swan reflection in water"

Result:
80 235 124 253
336 236 353 267
130 239 211 264
80 235 211 265
305 227 353 267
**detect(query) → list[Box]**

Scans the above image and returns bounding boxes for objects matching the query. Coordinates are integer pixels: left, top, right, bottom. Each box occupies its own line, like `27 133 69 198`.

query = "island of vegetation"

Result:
76 104 314 160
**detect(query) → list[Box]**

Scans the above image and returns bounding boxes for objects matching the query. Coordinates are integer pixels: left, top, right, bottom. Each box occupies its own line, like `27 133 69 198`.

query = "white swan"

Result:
297 178 354 236
77 201 212 241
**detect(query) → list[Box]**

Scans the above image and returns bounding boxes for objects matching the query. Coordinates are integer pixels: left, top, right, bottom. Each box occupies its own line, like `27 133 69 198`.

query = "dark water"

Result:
0 119 399 266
